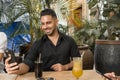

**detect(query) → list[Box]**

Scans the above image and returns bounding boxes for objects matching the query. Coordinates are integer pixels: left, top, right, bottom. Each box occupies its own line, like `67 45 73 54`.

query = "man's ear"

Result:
40 26 43 31
55 19 59 24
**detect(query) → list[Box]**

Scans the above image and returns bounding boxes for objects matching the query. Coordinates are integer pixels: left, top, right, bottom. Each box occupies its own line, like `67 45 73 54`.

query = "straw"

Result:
39 53 41 63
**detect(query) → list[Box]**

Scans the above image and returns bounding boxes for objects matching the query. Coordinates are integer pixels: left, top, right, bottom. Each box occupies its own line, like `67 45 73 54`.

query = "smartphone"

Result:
4 49 16 64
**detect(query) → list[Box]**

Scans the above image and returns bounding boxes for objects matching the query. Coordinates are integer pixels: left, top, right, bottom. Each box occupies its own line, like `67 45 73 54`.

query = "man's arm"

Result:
5 57 29 74
51 61 73 71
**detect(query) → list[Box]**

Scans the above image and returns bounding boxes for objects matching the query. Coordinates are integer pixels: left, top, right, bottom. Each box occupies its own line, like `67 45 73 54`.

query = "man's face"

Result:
41 15 58 36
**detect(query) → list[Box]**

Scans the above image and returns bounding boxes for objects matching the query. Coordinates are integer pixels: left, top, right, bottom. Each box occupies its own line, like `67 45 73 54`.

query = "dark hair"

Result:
40 8 57 19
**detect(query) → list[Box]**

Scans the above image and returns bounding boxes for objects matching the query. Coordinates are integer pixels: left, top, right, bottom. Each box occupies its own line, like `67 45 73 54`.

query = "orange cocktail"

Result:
72 57 83 80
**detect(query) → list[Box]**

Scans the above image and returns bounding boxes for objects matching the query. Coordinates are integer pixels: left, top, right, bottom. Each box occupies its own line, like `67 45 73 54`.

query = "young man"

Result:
5 8 80 74
0 32 7 62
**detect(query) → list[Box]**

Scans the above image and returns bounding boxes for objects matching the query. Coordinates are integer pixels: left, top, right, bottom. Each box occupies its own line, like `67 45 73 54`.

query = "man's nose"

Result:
42 24 48 29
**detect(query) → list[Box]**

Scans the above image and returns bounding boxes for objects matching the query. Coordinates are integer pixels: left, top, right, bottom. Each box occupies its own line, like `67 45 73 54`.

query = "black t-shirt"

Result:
23 32 80 71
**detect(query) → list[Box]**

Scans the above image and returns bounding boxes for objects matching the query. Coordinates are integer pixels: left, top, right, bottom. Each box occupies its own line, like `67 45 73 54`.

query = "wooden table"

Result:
0 70 104 80
0 73 17 80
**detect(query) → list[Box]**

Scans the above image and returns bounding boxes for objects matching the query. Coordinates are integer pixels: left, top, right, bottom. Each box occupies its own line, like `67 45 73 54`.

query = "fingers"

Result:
51 63 63 71
5 65 19 73
5 57 11 65
5 63 19 74
51 64 58 71
111 72 116 77
104 72 119 80
5 62 18 69
5 57 19 74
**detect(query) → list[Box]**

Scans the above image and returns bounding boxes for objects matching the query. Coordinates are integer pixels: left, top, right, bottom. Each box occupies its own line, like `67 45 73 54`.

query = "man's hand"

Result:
5 57 19 74
51 63 67 71
104 72 119 80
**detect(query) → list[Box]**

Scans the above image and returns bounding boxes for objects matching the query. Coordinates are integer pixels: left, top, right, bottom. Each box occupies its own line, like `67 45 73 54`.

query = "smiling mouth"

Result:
45 29 50 32
44 29 51 34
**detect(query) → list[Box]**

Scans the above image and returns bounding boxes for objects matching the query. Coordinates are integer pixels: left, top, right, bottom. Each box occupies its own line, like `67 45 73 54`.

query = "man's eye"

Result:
41 23 44 25
47 21 52 24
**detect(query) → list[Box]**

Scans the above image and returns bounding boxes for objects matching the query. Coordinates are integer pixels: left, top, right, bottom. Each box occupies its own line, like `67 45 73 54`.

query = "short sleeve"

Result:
0 32 7 53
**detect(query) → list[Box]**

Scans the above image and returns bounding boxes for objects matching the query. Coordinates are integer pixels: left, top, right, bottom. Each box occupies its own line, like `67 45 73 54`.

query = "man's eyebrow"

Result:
41 21 52 24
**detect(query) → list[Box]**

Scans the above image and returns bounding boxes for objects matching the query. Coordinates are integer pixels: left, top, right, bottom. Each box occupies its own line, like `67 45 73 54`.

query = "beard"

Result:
44 27 57 36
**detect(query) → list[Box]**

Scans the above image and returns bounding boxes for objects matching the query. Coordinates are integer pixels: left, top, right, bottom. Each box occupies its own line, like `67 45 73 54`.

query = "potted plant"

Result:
73 20 100 52
72 20 100 69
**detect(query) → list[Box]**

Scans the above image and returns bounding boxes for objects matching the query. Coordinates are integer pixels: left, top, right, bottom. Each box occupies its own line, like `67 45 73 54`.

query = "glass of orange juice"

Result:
72 57 83 80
